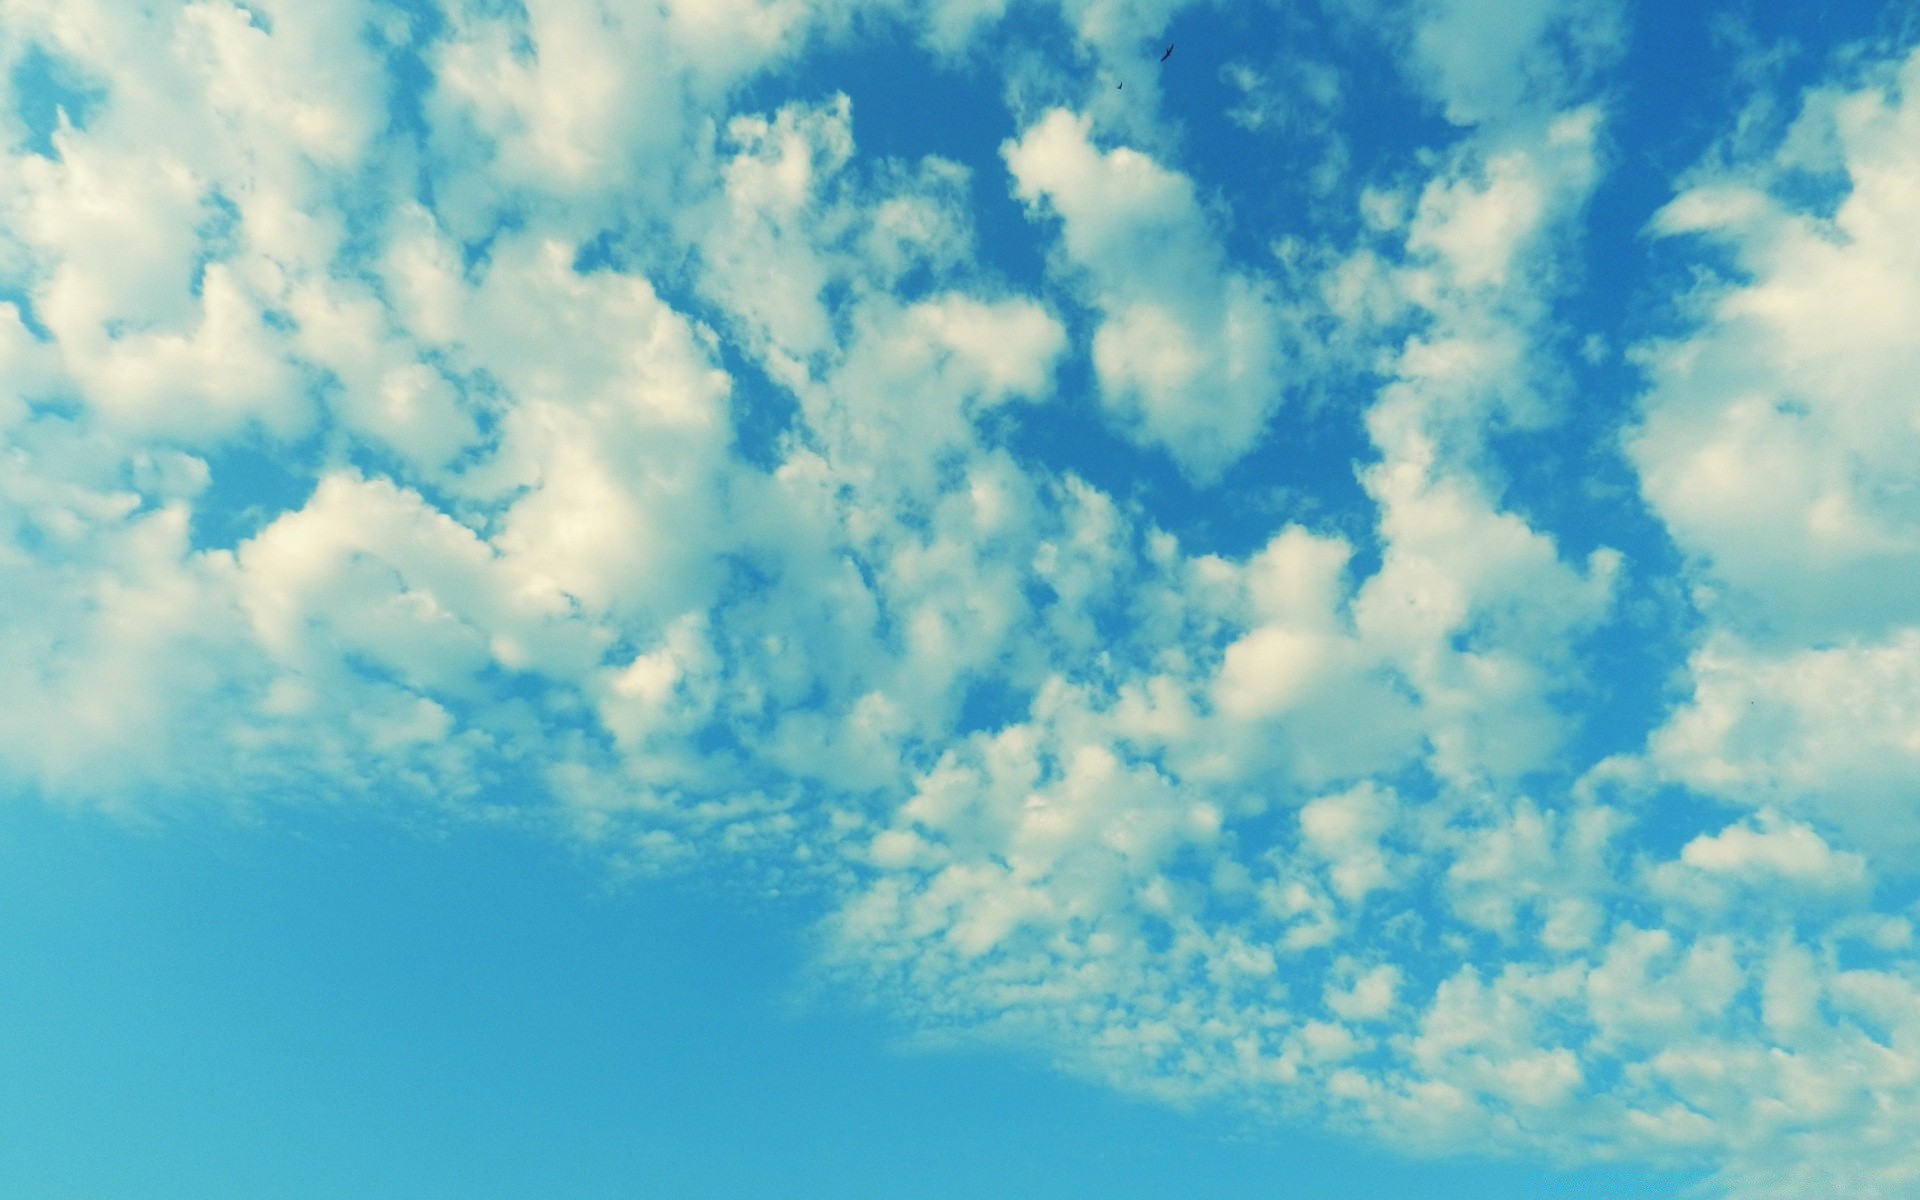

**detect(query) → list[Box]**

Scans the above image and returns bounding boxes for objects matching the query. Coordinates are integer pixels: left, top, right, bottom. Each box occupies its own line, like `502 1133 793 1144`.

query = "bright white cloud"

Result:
1632 45 1920 871
1673 814 1866 890
1646 630 1920 853
1631 48 1920 645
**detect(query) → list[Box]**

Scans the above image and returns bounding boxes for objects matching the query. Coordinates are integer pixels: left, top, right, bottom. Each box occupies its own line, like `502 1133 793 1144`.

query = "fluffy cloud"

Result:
1003 108 1286 481
1630 45 1920 646
1644 812 1869 913
1632 45 1920 865
1646 630 1920 854
7 1 1920 1195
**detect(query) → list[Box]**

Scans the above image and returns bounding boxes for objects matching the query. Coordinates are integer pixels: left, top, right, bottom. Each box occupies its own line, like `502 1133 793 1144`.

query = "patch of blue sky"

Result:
191 435 327 552
1169 1 1459 242
0 288 48 341
0 802 1704 1200
370 0 447 144
718 336 811 471
6 42 105 159
1555 598 1699 776
183 192 245 304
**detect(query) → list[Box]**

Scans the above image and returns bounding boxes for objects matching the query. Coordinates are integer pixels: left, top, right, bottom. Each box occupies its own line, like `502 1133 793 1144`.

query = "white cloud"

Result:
236 471 600 687
1299 783 1403 903
1213 525 1358 720
429 0 703 200
1003 108 1285 481
692 95 858 371
1645 631 1920 854
1629 46 1920 646
0 479 251 801
800 293 1067 499
1326 962 1402 1023
176 0 388 170
1286 106 1621 790
452 236 734 626
1631 46 1920 869
288 277 479 474
1352 451 1619 785
1680 816 1866 887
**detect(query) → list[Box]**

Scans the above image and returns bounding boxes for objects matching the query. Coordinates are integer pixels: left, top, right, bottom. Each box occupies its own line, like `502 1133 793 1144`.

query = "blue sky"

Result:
2 0 1918 1196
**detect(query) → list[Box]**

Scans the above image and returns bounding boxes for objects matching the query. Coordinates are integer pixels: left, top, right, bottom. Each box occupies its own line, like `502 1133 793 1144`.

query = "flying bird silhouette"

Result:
1160 43 1174 62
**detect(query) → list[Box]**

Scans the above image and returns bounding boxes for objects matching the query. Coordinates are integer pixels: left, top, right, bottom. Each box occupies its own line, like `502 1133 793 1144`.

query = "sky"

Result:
1 0 1917 1196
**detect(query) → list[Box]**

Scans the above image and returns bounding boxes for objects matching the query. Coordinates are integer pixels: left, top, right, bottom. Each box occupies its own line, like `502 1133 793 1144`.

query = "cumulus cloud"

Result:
1632 44 1920 862
1644 630 1920 852
1644 813 1869 914
1630 45 1920 646
1003 108 1286 481
7 1 1920 1195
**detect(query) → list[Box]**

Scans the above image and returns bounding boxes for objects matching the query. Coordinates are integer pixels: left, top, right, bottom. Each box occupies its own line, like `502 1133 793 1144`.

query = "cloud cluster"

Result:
1630 46 1920 866
4 0 1920 1194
